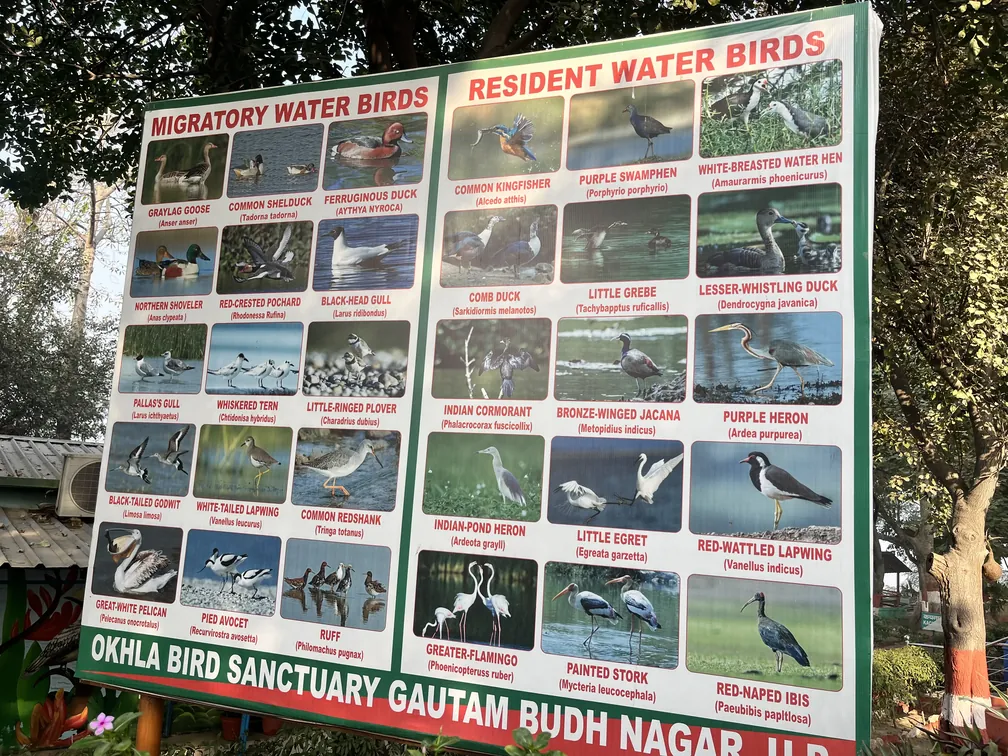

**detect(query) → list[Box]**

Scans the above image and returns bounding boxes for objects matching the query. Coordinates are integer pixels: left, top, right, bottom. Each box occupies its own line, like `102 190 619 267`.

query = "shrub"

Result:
872 645 942 718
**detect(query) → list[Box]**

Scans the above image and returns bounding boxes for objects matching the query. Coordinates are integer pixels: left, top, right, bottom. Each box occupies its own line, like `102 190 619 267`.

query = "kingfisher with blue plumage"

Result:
471 113 537 163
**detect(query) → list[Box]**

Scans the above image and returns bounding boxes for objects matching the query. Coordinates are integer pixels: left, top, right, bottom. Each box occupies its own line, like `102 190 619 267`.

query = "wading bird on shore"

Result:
422 608 456 640
740 451 832 529
199 549 247 593
606 575 661 654
623 105 671 159
553 583 622 648
613 333 662 398
741 591 810 673
299 438 382 498
452 562 482 643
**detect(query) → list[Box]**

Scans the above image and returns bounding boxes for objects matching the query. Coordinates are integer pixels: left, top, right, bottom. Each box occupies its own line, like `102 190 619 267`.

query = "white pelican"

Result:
479 564 511 647
552 583 621 648
105 528 177 595
606 575 661 653
452 562 482 642
631 453 683 504
423 608 457 640
234 568 272 599
324 226 409 269
554 480 612 523
198 548 248 593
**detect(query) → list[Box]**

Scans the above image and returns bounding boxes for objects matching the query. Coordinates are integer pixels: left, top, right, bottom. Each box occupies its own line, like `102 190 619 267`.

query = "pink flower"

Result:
88 713 114 736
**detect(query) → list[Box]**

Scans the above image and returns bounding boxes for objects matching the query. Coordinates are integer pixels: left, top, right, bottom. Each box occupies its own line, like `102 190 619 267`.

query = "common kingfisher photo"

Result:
471 113 537 162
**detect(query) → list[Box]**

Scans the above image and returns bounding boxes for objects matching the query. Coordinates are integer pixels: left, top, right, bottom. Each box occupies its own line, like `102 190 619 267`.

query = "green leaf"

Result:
68 738 103 752
112 711 141 731
95 741 111 756
505 746 526 756
533 730 551 749
513 728 534 748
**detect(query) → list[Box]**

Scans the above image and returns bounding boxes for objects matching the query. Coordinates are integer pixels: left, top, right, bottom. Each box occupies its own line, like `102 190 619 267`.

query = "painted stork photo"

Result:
141 133 230 204
541 563 679 669
700 60 842 158
324 113 428 190
180 530 281 617
293 428 400 510
686 575 842 691
90 523 182 604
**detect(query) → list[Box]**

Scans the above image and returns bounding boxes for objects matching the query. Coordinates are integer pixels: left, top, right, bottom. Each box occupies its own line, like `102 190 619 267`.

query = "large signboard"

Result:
78 5 880 754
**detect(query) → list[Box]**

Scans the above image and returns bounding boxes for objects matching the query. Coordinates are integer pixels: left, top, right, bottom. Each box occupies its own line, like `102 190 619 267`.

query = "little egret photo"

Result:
554 315 687 403
431 318 551 400
693 312 842 405
422 432 544 523
700 60 842 158
689 441 841 542
130 226 217 298
542 563 679 669
118 324 207 395
686 575 842 691
180 529 281 617
227 123 323 197
140 134 229 204
303 320 410 398
559 195 690 284
192 424 293 504
91 522 181 604
105 422 195 497
216 220 313 295
447 97 563 180
440 206 557 287
313 215 419 292
324 113 428 190
412 551 538 651
696 183 842 277
293 428 400 510
280 539 392 631
567 80 694 170
547 436 683 532
204 321 303 396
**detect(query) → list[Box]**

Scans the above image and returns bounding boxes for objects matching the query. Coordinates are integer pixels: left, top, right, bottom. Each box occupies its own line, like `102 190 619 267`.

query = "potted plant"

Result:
260 715 283 736
220 712 241 741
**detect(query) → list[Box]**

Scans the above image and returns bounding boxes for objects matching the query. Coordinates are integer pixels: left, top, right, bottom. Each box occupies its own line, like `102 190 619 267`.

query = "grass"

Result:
122 324 207 360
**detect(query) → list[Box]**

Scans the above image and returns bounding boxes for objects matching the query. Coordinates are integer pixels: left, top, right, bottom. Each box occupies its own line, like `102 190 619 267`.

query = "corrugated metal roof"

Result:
0 507 92 569
0 435 103 484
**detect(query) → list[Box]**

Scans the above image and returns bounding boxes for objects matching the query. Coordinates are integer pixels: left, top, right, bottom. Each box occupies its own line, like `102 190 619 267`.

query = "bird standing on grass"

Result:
241 436 280 492
477 446 527 510
741 591 810 673
740 451 832 529
765 100 831 140
234 568 272 600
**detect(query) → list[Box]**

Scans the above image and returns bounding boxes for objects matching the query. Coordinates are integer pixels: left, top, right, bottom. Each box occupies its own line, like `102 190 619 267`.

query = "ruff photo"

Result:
559 195 690 284
118 324 207 395
542 563 679 669
554 315 687 403
130 227 217 298
412 551 538 651
440 206 557 288
324 113 428 190
280 539 392 631
686 575 843 691
547 436 683 532
140 134 229 204
293 428 400 510
693 312 843 405
567 81 694 170
422 432 544 523
696 183 842 277
303 321 410 398
192 425 293 504
204 321 303 396
216 220 313 295
105 422 195 497
431 318 551 400
180 529 281 617
227 124 323 197
699 60 843 158
689 441 841 542
447 98 564 180
91 523 181 604
313 215 419 292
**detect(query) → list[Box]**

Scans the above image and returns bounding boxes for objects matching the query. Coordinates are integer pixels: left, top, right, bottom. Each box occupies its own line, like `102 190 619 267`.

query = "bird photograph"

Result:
448 98 563 180
226 123 323 197
106 422 194 496
422 432 543 523
180 529 280 616
694 313 842 405
217 221 312 294
542 563 680 667
90 523 181 604
192 424 293 504
699 60 841 158
696 184 842 277
313 216 419 292
566 82 693 170
412 550 537 651
547 436 684 532
559 195 690 284
293 429 400 509
142 134 229 204
686 575 842 690
280 538 390 632
432 318 551 400
118 324 207 395
302 320 409 398
689 441 841 543
130 227 217 298
439 207 557 287
204 321 303 396
324 114 428 190
554 316 687 403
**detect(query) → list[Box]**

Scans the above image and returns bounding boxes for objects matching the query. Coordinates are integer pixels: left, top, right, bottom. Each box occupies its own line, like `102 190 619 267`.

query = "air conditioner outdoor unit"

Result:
56 454 102 518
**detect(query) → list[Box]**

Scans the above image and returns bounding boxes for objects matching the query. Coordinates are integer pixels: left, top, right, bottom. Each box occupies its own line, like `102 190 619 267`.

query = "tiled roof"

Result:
0 435 103 484
0 507 92 568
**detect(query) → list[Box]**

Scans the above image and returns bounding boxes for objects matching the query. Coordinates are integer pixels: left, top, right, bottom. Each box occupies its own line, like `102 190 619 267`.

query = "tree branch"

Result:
479 0 533 58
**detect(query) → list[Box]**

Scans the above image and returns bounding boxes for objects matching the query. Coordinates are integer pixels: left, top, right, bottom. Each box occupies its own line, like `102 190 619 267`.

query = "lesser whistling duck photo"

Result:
324 113 428 190
227 123 323 198
179 529 281 616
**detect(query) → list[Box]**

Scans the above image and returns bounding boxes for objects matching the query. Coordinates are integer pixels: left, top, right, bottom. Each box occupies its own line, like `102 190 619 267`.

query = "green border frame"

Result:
83 3 875 751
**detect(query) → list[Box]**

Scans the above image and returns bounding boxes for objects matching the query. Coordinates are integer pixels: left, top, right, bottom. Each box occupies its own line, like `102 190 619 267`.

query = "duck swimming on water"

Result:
332 123 411 162
705 208 794 276
647 228 673 251
233 155 264 179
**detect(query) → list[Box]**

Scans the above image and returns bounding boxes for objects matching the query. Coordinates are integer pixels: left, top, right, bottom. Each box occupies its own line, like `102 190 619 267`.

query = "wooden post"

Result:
136 694 165 756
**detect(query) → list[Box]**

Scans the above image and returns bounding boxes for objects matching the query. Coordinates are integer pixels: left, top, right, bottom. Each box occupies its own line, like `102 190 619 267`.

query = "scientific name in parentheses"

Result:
229 196 313 222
